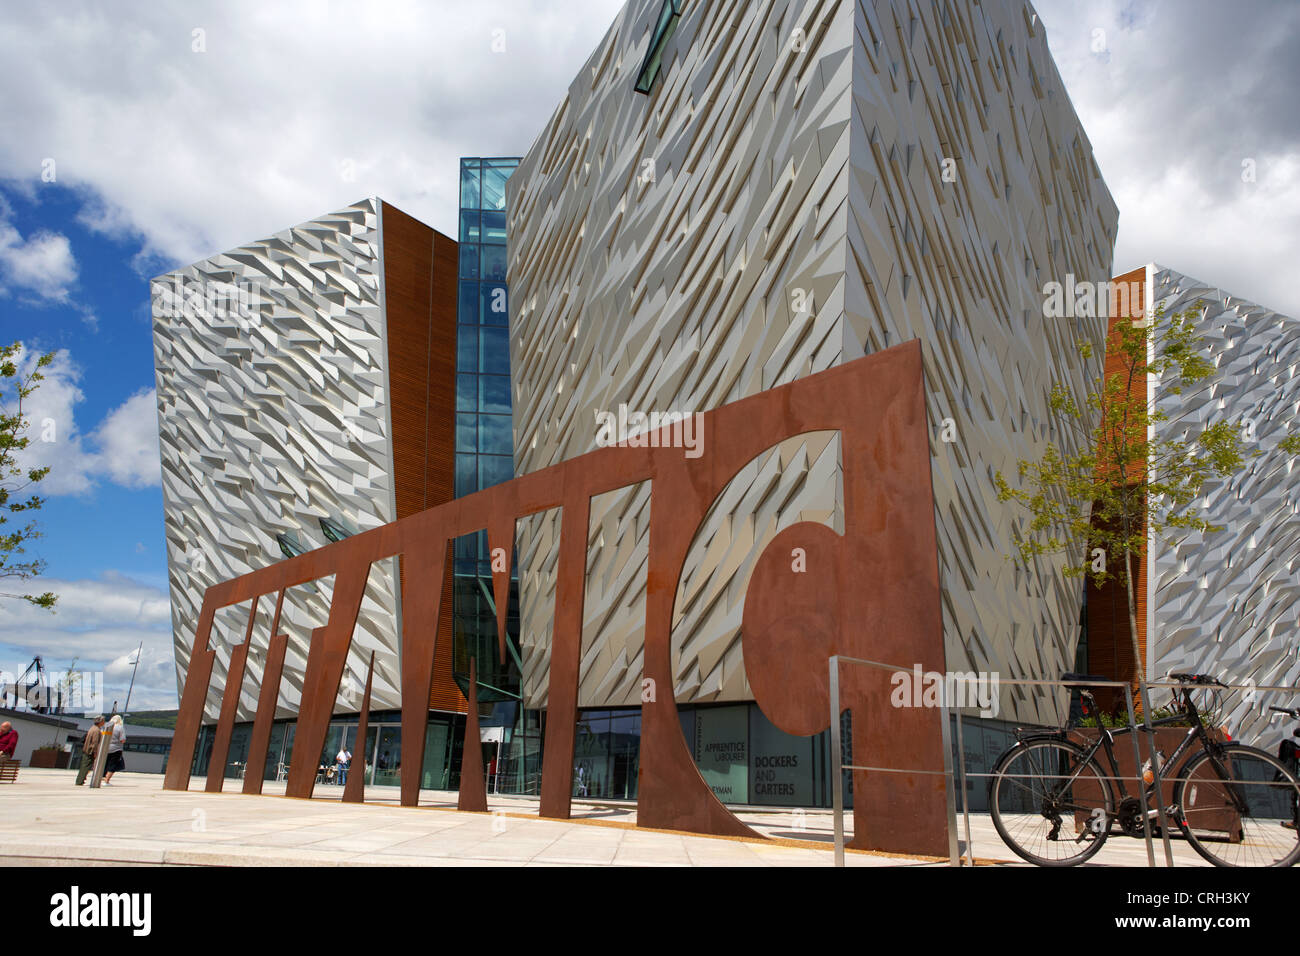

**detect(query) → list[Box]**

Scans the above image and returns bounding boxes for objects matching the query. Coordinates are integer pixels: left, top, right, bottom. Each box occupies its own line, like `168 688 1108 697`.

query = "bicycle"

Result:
1269 705 1300 830
988 673 1300 867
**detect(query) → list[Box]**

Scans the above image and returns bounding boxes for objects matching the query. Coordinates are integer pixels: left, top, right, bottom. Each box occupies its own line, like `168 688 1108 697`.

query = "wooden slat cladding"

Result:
380 201 466 714
1086 266 1149 709
1086 500 1148 712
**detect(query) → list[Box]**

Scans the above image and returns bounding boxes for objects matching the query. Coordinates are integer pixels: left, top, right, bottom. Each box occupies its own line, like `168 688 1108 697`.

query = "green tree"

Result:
1 341 58 609
995 303 1299 714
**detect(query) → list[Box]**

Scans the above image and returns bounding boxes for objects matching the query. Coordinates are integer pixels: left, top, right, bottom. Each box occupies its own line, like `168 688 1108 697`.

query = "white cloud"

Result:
0 223 78 302
3 343 160 495
0 0 626 275
0 198 95 326
0 572 176 712
1035 0 1300 316
5 345 93 495
91 387 161 489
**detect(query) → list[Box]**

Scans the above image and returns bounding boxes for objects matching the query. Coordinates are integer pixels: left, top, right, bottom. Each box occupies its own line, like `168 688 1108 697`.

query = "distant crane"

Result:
13 656 49 713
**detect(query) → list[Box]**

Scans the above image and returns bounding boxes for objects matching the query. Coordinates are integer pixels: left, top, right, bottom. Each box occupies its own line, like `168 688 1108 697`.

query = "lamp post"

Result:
122 642 143 716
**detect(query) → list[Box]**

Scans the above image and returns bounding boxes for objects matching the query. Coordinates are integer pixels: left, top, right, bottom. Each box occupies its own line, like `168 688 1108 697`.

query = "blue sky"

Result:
3 185 163 581
1 0 1298 712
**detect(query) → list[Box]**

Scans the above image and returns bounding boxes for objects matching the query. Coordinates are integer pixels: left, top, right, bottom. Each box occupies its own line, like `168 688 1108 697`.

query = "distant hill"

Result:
124 709 179 730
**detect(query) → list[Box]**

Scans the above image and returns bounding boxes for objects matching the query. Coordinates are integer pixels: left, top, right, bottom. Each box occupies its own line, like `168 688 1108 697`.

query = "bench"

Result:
0 758 20 783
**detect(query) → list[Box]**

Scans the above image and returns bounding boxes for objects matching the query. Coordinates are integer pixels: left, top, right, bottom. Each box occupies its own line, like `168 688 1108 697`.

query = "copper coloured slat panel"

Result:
457 657 487 812
342 652 375 805
285 563 373 799
165 603 219 792
382 207 463 716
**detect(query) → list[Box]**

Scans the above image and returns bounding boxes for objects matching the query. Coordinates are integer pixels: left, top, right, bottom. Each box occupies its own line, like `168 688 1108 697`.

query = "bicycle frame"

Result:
1033 686 1248 820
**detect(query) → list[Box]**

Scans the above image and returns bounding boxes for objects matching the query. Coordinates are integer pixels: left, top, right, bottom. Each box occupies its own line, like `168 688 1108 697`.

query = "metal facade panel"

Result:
506 0 1119 722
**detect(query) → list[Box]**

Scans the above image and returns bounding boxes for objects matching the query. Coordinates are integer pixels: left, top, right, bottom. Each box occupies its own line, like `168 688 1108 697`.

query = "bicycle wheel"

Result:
990 738 1114 866
1173 744 1300 867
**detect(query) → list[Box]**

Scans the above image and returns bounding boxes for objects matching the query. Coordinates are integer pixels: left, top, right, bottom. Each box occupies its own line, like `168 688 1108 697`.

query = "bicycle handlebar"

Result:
1168 672 1226 687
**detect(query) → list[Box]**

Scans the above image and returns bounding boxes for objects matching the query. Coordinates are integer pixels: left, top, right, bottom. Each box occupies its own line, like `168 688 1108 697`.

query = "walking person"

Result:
74 715 105 785
335 746 351 786
102 715 126 785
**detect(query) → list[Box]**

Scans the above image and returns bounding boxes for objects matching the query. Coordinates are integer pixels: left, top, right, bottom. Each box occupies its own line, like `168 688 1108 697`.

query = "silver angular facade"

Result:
506 0 1118 722
152 198 403 721
1147 265 1300 745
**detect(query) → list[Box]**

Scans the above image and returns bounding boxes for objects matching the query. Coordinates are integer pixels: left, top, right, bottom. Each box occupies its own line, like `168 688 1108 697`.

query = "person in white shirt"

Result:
103 715 127 785
335 747 351 786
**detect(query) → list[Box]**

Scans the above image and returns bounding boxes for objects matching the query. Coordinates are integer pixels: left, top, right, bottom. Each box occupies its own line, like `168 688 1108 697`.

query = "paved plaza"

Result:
0 768 1213 867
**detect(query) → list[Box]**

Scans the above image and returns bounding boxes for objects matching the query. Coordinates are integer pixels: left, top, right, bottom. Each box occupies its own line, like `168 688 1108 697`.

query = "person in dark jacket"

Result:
75 715 105 785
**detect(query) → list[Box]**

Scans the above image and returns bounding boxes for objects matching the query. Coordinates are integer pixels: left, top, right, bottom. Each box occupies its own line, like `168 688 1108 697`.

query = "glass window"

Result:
574 712 610 798
749 706 814 806
481 164 510 211
481 209 507 244
480 326 510 375
459 245 479 279
457 326 478 372
458 281 480 325
479 375 511 414
609 711 641 800
459 161 481 210
373 726 401 787
459 210 480 244
456 413 477 453
481 245 507 282
478 413 511 456
634 0 683 94
422 721 451 790
456 454 477 497
479 454 513 490
455 532 478 564
693 704 748 804
481 283 509 326
263 723 286 780
456 373 477 412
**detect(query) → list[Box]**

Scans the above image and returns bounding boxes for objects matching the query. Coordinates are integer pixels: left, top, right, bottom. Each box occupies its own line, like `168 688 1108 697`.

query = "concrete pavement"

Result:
0 768 1217 866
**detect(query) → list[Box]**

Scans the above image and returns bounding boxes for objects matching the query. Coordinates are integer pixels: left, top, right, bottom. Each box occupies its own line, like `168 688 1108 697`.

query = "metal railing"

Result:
830 658 1164 867
829 654 963 867
830 661 1299 868
948 674 1165 867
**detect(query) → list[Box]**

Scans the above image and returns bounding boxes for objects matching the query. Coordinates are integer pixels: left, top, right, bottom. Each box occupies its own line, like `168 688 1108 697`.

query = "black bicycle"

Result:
1270 705 1300 830
988 673 1300 867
